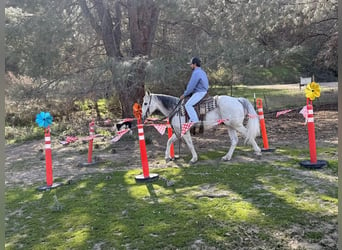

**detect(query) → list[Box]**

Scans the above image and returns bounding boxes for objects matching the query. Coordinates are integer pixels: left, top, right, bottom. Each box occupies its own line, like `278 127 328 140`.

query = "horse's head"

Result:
141 91 156 121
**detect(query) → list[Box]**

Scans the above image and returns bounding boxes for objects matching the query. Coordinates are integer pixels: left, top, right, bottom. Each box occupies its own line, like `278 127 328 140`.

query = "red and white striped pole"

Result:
138 122 150 177
256 98 274 152
133 103 158 182
299 99 327 168
306 101 317 163
167 119 175 159
37 126 63 191
88 119 95 163
44 126 53 186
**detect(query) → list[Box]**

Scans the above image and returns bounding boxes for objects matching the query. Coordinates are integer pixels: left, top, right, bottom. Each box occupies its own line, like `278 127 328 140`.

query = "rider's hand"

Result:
180 95 184 100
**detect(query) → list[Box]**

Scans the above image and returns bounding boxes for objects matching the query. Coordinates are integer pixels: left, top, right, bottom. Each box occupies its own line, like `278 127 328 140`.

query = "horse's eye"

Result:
144 102 147 105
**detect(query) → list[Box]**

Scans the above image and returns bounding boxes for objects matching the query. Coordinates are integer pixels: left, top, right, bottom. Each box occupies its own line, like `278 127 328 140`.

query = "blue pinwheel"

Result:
35 112 53 128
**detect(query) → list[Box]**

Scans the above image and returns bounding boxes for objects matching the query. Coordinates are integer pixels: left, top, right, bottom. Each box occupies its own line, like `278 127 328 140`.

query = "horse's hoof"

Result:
189 160 197 165
221 156 230 162
165 158 172 163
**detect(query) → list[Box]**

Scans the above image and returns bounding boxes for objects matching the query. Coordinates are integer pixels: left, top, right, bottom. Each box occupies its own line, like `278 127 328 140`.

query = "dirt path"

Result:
5 109 338 188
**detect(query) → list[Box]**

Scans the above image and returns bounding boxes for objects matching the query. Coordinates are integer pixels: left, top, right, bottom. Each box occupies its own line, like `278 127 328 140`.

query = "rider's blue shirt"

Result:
183 67 209 96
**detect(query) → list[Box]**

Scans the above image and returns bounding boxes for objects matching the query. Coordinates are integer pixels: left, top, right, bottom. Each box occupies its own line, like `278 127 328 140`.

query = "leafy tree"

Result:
5 0 337 121
151 0 337 84
78 0 160 117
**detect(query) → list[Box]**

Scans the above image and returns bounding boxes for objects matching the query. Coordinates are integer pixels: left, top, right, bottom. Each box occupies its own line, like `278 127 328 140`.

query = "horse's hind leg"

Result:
247 137 261 156
235 125 262 156
222 127 238 161
165 134 178 161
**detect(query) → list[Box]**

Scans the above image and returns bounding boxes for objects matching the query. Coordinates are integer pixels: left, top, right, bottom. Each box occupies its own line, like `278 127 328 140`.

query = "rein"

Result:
162 99 182 121
144 96 183 142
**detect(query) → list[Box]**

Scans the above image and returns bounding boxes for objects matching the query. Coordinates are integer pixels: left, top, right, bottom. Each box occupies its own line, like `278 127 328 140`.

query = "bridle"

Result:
144 94 183 142
143 94 153 119
144 94 183 123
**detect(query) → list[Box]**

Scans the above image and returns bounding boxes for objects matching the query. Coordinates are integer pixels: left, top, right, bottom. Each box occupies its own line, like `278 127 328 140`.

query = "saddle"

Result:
181 93 218 124
167 94 217 135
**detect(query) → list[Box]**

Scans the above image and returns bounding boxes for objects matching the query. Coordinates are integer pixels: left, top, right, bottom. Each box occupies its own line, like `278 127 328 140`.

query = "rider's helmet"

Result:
188 57 201 67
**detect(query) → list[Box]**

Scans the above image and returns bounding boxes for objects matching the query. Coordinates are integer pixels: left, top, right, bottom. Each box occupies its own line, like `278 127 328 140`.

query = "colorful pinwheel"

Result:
35 112 53 128
133 103 142 120
305 81 321 101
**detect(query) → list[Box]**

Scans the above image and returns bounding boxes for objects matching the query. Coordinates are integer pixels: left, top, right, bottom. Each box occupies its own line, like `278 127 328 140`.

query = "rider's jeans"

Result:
185 91 207 122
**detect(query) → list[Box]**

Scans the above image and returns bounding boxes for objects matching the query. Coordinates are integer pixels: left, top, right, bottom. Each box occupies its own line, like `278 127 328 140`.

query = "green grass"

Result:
6 148 337 249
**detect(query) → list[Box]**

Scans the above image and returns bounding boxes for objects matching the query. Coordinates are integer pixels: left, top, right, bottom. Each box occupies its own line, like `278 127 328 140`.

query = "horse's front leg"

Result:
182 132 198 164
165 134 178 162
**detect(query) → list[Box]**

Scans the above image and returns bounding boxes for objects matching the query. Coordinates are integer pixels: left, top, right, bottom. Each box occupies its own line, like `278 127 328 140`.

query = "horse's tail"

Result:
238 98 260 144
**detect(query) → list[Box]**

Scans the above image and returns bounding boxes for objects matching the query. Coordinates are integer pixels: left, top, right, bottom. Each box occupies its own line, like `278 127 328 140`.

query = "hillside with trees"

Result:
5 0 337 119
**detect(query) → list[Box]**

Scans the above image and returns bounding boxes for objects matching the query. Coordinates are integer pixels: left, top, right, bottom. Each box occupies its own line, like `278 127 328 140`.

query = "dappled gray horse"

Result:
142 92 261 163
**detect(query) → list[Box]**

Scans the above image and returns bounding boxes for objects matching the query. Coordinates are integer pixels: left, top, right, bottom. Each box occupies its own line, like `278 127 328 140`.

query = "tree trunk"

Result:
118 0 159 118
114 57 147 118
117 80 145 118
79 0 159 118
127 0 160 56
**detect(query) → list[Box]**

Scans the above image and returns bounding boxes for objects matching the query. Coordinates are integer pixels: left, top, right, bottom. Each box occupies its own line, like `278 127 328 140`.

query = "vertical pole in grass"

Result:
79 118 99 167
137 121 150 177
299 82 327 169
253 93 256 110
88 119 95 163
35 112 63 191
167 119 175 159
44 126 53 186
256 98 275 152
133 103 158 182
306 100 317 163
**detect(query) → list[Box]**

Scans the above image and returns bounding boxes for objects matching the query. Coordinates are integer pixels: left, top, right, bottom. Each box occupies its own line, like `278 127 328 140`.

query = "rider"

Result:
180 57 209 122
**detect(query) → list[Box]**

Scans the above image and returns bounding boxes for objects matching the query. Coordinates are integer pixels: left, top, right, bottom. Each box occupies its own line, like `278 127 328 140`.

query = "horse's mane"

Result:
154 94 180 110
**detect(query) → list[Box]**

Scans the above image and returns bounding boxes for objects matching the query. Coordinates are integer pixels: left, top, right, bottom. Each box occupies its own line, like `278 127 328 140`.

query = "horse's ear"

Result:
145 90 151 96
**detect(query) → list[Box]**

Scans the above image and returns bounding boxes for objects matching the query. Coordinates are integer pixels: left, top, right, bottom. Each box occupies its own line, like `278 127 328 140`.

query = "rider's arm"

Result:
183 70 200 96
